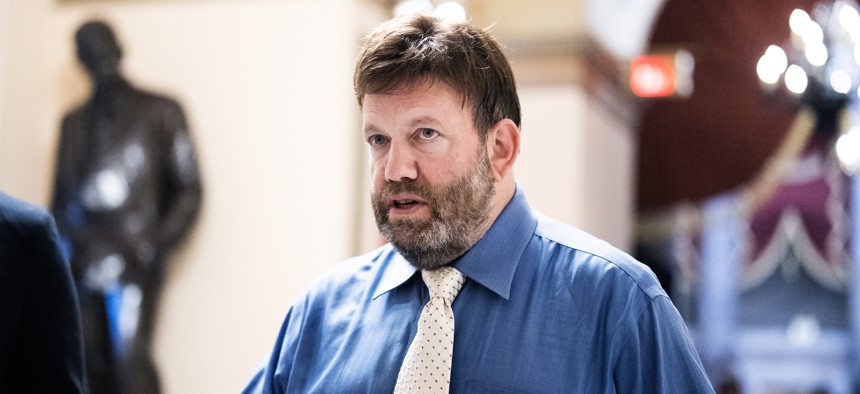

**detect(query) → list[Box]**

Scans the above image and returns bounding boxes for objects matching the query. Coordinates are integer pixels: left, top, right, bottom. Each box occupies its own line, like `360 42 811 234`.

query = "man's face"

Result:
363 81 496 270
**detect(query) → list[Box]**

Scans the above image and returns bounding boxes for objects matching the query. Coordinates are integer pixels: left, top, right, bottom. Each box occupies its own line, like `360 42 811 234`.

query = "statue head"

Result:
75 20 123 85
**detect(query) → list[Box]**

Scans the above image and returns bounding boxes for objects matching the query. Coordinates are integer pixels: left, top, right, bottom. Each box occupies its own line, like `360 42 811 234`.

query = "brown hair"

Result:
354 13 521 137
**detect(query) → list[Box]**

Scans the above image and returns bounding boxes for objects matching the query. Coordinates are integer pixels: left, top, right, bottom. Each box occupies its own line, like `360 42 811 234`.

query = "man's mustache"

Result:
381 179 432 199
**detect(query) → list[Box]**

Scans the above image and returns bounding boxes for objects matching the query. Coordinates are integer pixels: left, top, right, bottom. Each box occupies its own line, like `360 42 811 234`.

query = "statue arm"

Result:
49 114 82 260
157 100 203 254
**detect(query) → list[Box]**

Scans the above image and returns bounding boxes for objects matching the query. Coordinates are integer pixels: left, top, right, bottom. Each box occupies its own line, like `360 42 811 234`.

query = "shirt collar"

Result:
373 185 537 300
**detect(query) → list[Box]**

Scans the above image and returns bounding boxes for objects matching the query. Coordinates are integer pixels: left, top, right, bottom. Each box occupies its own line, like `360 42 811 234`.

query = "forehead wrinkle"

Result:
408 115 445 129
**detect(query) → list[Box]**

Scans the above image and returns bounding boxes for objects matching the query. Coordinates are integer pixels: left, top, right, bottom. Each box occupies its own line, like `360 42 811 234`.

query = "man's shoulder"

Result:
0 192 59 268
532 212 664 299
0 192 52 232
324 244 393 276
301 245 397 298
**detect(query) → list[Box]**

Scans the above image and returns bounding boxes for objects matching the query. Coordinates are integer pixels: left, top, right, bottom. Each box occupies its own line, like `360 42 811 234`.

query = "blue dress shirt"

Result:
244 187 715 393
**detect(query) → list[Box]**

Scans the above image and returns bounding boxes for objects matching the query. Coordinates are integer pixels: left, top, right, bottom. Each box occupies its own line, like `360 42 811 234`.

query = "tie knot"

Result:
422 267 465 304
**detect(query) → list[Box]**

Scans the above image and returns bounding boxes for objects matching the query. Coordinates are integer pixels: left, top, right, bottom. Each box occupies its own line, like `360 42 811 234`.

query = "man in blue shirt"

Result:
244 13 714 393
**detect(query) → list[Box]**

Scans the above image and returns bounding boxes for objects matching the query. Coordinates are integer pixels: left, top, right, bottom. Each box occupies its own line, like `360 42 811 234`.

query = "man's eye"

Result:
368 135 388 146
418 128 438 139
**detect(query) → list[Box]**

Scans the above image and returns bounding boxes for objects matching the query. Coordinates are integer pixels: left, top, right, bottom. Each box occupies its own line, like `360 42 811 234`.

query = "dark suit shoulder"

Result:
61 106 85 122
58 107 87 138
129 86 184 112
125 87 188 131
0 192 52 240
0 192 86 393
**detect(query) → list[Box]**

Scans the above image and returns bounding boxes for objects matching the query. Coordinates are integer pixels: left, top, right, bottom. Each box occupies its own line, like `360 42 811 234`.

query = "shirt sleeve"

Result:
242 301 305 394
241 361 267 394
612 295 715 393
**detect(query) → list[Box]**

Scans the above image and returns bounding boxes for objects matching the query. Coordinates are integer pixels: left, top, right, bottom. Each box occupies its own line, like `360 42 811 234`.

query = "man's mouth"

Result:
393 199 419 209
387 194 429 216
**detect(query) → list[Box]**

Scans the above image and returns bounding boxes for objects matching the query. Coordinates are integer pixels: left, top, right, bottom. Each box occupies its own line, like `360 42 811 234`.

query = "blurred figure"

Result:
0 191 86 393
51 20 202 394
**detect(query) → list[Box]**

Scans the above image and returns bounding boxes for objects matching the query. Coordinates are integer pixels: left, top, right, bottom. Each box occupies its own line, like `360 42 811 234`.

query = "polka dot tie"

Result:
394 267 466 394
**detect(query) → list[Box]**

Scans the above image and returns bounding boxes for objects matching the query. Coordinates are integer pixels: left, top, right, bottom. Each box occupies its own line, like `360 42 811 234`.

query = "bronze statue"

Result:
51 20 202 394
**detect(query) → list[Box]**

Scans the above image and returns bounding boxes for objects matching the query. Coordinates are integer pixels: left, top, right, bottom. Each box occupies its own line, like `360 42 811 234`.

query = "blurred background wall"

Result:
1 0 380 392
0 0 650 392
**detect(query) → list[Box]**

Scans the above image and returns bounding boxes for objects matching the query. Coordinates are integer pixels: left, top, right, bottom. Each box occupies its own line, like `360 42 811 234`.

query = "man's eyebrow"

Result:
363 116 444 134
363 124 381 135
408 116 444 128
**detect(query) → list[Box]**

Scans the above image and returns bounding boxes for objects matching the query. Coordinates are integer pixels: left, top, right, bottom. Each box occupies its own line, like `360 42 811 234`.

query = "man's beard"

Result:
372 148 496 270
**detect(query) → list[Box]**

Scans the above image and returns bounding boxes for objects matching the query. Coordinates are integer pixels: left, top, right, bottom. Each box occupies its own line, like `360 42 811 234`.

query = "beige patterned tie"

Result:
394 267 466 394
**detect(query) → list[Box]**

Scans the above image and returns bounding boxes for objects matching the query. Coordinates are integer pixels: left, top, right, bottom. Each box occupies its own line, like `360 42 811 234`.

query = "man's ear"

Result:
486 118 520 181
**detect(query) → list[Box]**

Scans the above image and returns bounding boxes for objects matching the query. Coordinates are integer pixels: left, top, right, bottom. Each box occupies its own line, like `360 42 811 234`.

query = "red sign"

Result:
630 54 677 98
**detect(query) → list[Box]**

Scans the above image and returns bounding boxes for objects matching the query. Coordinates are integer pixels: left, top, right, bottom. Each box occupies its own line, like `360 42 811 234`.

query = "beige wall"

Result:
0 0 385 392
0 0 637 392
517 85 636 251
471 0 587 40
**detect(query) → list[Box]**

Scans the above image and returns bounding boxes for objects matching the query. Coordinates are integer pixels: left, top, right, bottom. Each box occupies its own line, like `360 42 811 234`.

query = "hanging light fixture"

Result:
757 0 860 174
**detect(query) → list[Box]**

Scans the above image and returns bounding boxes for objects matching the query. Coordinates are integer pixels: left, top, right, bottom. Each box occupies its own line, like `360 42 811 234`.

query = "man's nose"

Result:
384 142 418 182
